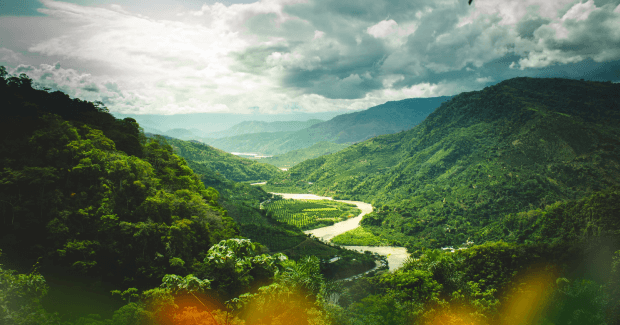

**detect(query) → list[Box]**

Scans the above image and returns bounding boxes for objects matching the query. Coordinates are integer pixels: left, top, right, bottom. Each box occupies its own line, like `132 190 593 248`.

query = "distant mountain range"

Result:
111 111 354 136
267 77 620 250
204 96 453 155
202 119 324 139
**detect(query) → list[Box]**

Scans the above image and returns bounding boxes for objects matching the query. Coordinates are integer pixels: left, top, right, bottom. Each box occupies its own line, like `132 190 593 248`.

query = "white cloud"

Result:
3 0 620 116
515 0 620 69
476 76 494 83
366 19 416 48
0 48 22 64
367 19 398 38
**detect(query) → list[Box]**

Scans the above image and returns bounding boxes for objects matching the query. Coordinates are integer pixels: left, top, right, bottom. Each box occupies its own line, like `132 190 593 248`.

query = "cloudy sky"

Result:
1 0 620 115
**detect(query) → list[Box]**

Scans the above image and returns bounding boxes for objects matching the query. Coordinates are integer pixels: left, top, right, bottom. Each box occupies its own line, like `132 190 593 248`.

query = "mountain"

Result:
204 96 453 155
203 119 324 138
261 141 351 168
164 127 197 139
0 73 240 289
267 77 620 250
163 137 281 182
111 110 355 136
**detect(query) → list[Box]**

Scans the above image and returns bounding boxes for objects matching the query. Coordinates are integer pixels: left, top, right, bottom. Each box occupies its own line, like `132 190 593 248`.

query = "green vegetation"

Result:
164 137 280 183
0 73 240 289
264 199 360 231
0 67 377 324
331 227 390 246
333 241 619 325
3 66 620 325
261 142 351 168
1 241 336 325
271 77 620 251
259 184 309 194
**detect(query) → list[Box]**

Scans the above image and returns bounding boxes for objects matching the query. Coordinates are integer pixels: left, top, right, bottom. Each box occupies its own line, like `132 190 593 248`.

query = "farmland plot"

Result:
264 199 361 230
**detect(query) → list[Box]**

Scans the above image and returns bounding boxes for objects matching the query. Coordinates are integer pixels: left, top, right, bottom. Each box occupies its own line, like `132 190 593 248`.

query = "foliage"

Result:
263 199 360 231
480 185 620 245
0 251 59 325
331 227 390 246
232 255 331 325
261 142 350 168
269 77 620 250
164 137 280 183
194 239 288 300
164 136 377 279
0 69 239 288
335 241 617 325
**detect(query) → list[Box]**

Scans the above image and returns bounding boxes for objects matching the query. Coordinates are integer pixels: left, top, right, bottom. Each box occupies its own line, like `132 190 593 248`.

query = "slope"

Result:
205 96 453 155
267 77 620 250
163 137 281 182
0 72 239 289
261 141 351 168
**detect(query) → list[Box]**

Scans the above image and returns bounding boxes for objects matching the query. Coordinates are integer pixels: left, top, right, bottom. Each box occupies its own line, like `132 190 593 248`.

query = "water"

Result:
268 192 409 271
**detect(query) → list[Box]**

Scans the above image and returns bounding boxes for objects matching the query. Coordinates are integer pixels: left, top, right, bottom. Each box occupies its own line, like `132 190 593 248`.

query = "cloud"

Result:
515 0 620 69
367 19 399 38
0 48 22 64
2 0 619 116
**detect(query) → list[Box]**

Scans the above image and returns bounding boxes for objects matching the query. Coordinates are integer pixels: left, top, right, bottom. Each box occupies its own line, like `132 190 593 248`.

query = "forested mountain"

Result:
163 137 281 182
205 96 452 155
0 68 364 325
268 77 620 250
202 119 324 139
2 68 620 325
0 71 239 289
262 141 351 168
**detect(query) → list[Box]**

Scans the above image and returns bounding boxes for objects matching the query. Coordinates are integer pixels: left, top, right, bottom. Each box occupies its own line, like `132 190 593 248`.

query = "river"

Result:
268 192 409 272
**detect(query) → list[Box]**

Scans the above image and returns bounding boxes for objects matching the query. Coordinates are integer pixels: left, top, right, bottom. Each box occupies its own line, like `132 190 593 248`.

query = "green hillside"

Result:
205 96 452 155
261 141 351 168
268 77 620 250
0 73 239 289
0 68 376 324
163 137 281 182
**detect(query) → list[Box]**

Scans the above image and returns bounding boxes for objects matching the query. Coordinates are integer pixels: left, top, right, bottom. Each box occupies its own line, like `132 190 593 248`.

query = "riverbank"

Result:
267 192 409 271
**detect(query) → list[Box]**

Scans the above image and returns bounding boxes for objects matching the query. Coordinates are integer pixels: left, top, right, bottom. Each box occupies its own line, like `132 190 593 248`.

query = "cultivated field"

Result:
263 199 361 230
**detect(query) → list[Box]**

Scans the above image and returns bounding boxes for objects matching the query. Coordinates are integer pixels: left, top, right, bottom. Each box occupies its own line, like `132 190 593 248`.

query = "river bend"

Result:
268 192 409 272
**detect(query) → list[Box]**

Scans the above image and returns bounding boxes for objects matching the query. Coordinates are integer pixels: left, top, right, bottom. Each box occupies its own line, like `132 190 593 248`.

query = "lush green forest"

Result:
2 66 620 325
163 137 280 183
261 142 350 168
269 77 620 250
204 96 452 155
0 67 373 324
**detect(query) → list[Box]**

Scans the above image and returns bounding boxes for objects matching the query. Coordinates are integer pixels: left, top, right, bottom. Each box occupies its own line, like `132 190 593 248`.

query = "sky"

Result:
1 0 620 116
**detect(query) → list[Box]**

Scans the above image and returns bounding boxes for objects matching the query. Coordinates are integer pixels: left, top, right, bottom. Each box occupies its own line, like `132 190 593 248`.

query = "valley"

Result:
261 191 410 272
2 70 620 325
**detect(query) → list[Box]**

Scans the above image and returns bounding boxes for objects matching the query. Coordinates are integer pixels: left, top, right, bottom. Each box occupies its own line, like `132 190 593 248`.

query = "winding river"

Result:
268 193 409 272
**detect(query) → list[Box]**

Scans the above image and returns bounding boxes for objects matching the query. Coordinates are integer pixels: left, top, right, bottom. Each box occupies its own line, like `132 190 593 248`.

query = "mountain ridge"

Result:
267 77 620 250
205 96 453 155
